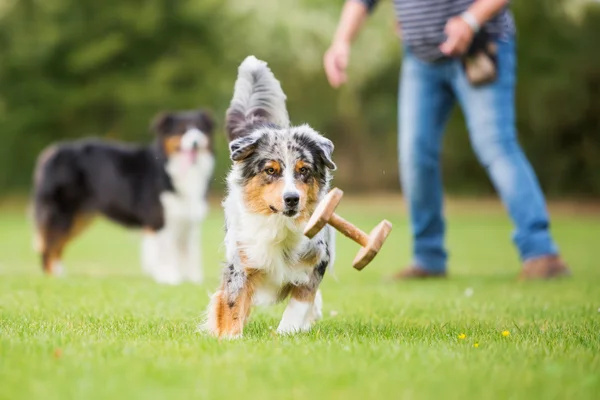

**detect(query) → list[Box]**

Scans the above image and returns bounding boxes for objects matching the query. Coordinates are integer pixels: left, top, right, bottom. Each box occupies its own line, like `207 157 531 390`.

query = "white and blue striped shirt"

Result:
355 0 515 61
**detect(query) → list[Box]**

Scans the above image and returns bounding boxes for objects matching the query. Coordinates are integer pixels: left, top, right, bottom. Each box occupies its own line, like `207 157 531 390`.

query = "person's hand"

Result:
439 16 475 57
323 40 351 88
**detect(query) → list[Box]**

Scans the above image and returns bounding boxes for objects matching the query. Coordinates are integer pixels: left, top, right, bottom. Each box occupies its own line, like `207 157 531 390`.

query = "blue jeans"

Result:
398 37 558 272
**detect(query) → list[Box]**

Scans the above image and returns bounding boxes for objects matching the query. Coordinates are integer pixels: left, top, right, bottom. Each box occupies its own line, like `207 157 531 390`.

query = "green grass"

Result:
1 196 599 400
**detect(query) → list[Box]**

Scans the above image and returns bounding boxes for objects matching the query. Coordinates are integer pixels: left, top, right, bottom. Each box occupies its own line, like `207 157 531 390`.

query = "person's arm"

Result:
323 0 375 88
440 0 510 57
467 0 511 29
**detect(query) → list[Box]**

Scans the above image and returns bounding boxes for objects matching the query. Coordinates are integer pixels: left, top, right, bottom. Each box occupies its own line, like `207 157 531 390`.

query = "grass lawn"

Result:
0 195 598 399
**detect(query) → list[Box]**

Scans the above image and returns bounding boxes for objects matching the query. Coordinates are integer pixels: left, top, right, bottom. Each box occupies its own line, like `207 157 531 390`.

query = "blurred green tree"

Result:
0 0 243 192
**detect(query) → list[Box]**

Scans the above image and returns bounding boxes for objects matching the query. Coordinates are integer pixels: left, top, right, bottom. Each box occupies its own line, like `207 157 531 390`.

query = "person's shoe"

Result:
519 255 571 280
388 265 447 281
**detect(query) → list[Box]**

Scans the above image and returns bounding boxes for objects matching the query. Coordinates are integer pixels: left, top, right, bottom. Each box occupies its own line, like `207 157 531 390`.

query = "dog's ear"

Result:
196 109 215 135
229 133 261 162
315 136 337 171
151 112 175 135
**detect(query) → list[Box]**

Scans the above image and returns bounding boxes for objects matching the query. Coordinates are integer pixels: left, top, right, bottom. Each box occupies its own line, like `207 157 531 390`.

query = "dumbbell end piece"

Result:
352 220 393 271
303 188 344 238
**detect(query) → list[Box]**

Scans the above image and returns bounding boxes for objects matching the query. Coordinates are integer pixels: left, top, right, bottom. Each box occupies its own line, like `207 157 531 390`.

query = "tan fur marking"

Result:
294 160 308 173
298 248 321 267
243 175 286 215
264 160 281 174
210 269 264 338
42 230 69 274
238 247 250 266
41 212 95 275
296 179 320 223
277 283 294 302
290 283 317 303
163 135 182 157
69 213 96 240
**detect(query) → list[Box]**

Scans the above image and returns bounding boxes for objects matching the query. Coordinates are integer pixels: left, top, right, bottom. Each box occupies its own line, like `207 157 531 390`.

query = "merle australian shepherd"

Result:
31 109 215 284
202 56 337 338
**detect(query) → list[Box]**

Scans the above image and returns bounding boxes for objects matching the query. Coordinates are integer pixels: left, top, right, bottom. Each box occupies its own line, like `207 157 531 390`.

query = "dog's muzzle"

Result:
282 192 300 217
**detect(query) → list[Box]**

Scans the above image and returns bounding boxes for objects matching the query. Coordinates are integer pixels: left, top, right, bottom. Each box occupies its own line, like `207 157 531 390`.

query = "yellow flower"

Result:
458 333 466 339
502 330 510 337
473 343 479 348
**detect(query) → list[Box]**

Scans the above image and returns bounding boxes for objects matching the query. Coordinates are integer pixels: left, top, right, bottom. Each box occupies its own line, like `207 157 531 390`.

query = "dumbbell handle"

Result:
328 213 370 247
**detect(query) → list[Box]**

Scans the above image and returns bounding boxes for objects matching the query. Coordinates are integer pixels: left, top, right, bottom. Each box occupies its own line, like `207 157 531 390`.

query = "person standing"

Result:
323 0 570 280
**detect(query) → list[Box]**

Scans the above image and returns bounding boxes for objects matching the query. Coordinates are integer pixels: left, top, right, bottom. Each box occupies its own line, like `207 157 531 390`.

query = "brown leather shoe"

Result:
519 255 571 280
389 265 447 280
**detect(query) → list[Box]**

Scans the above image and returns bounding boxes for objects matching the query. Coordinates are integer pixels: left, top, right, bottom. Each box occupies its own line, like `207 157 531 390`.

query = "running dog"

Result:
202 56 337 338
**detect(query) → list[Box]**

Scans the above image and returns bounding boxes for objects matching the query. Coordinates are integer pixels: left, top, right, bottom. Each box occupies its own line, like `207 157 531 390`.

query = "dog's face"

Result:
151 109 215 165
229 124 336 219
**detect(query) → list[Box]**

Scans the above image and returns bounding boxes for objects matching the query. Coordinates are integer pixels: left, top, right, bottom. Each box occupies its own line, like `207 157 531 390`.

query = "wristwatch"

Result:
460 11 481 33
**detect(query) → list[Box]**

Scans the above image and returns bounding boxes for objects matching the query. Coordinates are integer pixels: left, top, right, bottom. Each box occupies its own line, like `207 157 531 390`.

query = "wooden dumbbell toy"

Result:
304 188 392 270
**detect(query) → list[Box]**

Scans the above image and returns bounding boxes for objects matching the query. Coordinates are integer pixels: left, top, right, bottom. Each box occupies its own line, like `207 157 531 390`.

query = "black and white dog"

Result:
31 109 215 284
202 56 337 338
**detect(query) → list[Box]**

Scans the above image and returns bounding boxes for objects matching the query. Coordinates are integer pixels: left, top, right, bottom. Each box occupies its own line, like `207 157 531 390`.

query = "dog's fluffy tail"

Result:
225 56 289 142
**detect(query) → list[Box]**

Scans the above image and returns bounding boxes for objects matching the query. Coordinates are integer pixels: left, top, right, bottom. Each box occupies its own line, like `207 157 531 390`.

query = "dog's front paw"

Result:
276 297 315 335
217 332 243 340
201 325 243 340
276 320 312 335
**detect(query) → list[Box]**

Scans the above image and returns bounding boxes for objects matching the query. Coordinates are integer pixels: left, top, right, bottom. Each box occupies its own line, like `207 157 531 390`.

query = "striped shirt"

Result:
356 0 515 62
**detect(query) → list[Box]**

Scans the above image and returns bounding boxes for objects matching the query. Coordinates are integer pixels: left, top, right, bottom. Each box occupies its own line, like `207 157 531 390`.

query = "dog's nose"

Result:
283 193 300 208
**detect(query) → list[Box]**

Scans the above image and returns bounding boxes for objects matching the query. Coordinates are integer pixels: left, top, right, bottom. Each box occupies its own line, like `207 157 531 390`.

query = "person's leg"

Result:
395 50 455 276
450 37 569 277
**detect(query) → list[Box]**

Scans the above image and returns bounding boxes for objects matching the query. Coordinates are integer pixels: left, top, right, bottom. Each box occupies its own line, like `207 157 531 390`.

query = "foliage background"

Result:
1 0 599 197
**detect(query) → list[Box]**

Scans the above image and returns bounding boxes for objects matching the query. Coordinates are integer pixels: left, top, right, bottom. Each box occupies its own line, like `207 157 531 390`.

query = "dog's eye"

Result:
299 167 308 174
266 167 276 175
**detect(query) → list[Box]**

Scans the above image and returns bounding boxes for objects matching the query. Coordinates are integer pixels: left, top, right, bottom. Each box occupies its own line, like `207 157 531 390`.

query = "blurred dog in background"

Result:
31 109 215 284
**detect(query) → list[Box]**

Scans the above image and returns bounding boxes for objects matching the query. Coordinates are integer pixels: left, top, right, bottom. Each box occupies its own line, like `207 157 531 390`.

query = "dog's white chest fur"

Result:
223 188 315 288
161 152 214 221
142 151 214 285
